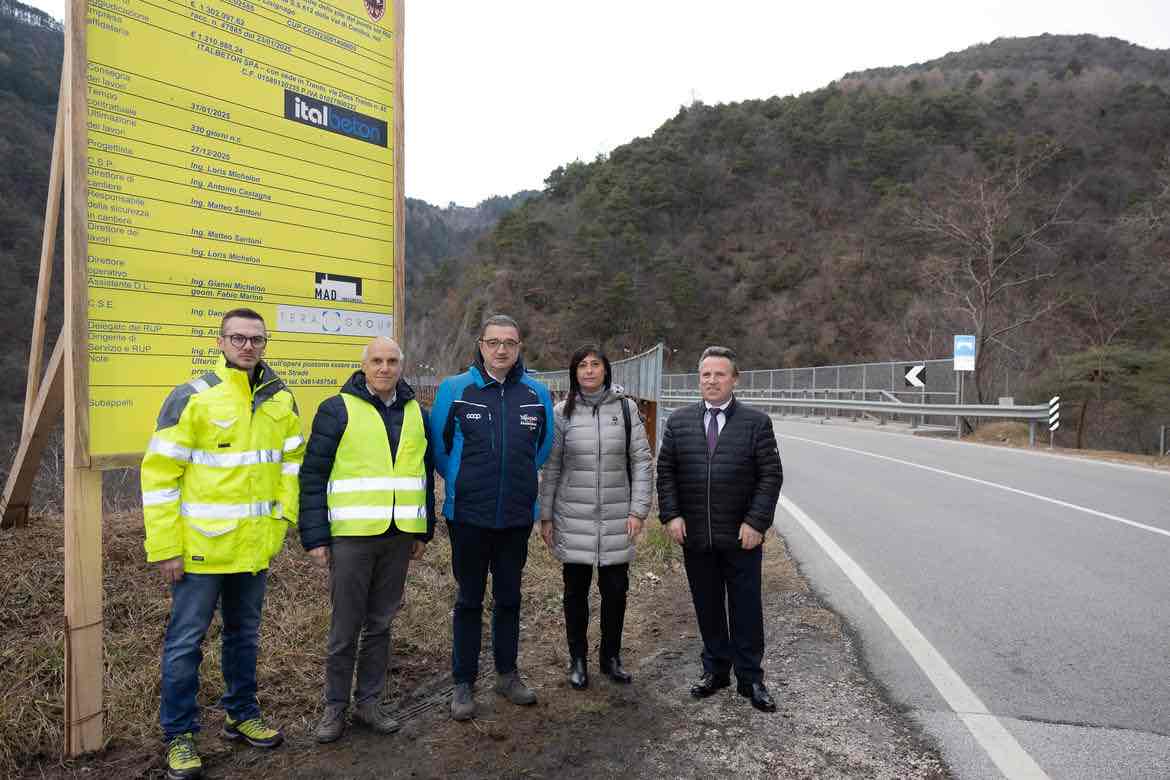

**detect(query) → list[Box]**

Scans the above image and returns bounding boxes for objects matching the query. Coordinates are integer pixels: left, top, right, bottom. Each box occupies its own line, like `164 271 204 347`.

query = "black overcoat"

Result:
656 397 783 550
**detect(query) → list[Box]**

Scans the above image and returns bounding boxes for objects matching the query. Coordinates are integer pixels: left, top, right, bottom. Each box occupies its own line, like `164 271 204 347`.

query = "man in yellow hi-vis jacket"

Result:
298 336 436 744
141 308 304 780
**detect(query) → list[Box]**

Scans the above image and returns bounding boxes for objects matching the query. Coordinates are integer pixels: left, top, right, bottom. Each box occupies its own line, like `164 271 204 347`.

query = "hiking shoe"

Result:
314 704 346 744
221 715 284 748
354 700 401 734
450 682 476 721
494 671 537 705
164 732 202 780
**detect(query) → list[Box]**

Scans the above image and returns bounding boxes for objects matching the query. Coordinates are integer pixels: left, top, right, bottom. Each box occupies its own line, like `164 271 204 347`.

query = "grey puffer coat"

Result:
538 388 653 566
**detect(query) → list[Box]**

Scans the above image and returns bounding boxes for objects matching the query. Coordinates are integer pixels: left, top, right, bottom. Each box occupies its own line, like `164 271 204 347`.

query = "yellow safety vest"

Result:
327 394 428 536
140 357 305 574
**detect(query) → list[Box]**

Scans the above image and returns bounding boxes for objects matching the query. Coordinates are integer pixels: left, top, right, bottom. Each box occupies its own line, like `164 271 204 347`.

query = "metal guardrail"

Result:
663 358 961 400
660 390 1052 446
407 343 666 408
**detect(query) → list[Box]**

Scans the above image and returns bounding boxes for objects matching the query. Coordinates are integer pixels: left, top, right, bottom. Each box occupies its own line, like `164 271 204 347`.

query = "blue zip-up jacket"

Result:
430 354 555 528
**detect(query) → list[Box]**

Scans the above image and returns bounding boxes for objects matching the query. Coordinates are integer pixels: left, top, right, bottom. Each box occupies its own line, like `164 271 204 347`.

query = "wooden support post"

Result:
63 463 104 755
23 83 66 432
63 0 104 752
1 336 65 528
392 0 405 342
3 56 69 529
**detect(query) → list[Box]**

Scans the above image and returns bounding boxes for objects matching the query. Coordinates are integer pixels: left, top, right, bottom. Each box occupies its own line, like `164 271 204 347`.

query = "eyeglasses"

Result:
223 333 269 348
480 338 521 351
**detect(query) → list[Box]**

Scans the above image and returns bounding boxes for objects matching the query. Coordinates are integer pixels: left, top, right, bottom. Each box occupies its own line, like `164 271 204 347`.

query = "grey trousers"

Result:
325 534 414 706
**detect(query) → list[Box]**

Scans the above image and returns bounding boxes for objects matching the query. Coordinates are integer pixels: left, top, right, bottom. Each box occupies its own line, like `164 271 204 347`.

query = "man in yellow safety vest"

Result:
298 336 436 743
141 307 305 780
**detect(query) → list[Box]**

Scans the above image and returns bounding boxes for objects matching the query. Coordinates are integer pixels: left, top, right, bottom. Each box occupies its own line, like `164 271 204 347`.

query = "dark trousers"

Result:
683 544 765 684
563 562 630 661
449 522 531 685
160 571 267 739
325 534 414 706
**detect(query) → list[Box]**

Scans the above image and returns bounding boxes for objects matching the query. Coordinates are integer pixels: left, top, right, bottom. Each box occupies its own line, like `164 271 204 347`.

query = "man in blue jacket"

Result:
430 314 555 721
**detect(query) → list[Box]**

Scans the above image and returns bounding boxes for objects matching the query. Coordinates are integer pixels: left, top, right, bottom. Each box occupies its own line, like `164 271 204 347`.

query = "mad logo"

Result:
364 0 384 22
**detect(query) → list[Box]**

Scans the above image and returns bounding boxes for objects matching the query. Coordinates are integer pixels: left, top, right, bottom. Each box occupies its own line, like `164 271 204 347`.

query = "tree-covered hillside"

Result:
408 34 1170 452
0 1 63 405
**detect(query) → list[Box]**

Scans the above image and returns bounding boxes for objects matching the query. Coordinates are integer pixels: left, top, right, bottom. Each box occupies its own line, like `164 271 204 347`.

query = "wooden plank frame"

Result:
63 0 105 755
393 0 406 343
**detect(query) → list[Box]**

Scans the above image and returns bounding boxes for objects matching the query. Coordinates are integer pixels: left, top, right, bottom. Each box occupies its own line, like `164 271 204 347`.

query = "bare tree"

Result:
906 143 1076 402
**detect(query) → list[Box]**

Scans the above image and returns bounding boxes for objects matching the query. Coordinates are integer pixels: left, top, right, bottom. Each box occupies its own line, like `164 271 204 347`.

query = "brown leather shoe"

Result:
354 700 400 734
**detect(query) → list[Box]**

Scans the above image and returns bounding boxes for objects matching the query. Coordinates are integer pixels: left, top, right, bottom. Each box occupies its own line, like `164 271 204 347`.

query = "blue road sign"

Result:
954 335 975 371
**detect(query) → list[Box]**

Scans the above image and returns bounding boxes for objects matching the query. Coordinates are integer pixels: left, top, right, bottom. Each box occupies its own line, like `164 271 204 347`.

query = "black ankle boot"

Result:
600 656 633 684
568 657 588 689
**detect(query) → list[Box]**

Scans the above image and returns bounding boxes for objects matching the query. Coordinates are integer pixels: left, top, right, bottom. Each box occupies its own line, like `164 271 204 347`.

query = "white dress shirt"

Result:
705 399 730 436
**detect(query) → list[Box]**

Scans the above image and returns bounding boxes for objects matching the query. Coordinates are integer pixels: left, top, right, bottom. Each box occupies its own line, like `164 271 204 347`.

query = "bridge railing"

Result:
409 344 666 446
530 344 665 449
529 343 664 401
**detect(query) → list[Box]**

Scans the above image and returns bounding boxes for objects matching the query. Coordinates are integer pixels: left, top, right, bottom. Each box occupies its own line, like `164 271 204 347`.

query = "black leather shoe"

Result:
689 672 731 699
600 657 633 684
568 657 588 690
737 680 777 712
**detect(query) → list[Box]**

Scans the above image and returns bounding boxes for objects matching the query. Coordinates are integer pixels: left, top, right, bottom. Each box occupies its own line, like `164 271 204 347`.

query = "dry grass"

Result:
968 421 1170 470
0 507 681 777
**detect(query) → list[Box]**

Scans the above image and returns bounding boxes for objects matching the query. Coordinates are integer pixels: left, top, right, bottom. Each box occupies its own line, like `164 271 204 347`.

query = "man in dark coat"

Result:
656 345 783 712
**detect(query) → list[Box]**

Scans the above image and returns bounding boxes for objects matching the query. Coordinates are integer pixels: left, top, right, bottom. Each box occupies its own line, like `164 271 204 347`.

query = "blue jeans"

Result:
449 523 530 685
160 571 267 739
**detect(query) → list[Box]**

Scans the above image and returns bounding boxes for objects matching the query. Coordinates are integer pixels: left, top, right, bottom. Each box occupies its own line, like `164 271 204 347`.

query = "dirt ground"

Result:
15 534 948 779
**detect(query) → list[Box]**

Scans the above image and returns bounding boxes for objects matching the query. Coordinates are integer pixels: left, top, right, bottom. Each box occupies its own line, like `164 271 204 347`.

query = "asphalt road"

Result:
770 418 1170 780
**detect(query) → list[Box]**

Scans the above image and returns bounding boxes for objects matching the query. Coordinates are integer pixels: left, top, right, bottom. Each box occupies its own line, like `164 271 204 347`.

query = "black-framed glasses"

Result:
480 338 520 350
224 333 269 348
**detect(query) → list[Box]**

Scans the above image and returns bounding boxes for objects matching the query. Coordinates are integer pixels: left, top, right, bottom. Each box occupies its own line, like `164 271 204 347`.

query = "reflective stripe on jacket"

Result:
140 356 305 574
297 373 437 551
327 394 428 535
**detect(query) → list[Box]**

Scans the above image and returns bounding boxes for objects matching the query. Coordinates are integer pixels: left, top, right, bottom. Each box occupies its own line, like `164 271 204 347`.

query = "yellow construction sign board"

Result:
84 0 400 459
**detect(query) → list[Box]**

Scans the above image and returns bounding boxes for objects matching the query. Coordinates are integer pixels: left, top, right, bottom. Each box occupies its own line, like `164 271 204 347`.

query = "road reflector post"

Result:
1048 396 1061 449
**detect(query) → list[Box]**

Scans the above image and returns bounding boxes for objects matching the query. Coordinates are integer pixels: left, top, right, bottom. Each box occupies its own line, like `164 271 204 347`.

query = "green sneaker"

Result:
164 732 202 780
221 715 284 748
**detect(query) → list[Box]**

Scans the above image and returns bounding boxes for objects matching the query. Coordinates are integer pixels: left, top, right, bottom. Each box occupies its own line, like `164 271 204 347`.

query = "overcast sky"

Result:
20 0 1170 206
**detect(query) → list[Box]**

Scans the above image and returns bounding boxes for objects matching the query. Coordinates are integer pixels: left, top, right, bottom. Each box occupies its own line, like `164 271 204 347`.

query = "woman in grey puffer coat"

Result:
539 345 653 690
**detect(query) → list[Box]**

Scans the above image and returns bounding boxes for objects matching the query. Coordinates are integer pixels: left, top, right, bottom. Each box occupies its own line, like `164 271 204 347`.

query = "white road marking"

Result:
778 434 1170 540
777 495 1051 780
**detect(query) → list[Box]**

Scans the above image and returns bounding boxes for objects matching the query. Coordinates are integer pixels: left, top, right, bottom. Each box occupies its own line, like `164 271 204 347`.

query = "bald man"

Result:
298 337 436 743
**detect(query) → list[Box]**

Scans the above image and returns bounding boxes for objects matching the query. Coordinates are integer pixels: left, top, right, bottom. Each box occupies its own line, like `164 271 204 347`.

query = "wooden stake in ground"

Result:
62 0 104 752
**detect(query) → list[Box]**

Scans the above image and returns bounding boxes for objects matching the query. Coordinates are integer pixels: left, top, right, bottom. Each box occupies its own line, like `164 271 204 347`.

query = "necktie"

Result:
707 407 721 455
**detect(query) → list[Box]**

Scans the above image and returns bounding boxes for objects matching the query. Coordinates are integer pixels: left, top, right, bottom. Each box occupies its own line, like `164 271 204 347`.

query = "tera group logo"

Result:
284 90 388 148
276 304 392 337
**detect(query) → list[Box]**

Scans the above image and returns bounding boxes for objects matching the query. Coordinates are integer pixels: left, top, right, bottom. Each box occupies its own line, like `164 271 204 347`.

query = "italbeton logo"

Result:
284 90 387 148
